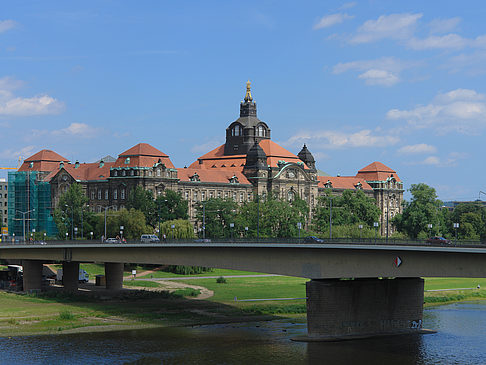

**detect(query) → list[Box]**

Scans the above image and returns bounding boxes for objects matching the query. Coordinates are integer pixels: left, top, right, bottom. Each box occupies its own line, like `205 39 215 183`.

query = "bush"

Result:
59 310 75 320
216 276 227 284
164 265 213 275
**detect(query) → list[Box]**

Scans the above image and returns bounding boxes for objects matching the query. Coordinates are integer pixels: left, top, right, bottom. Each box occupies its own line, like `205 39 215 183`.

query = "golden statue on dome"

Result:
244 80 253 102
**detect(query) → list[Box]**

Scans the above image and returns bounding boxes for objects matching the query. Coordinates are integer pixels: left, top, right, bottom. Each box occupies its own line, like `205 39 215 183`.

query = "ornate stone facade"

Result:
14 82 403 235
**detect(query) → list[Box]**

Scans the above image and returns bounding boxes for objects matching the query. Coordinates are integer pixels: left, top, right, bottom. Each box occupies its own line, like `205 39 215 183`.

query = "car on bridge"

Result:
304 236 325 243
426 236 451 245
105 238 120 243
140 234 160 243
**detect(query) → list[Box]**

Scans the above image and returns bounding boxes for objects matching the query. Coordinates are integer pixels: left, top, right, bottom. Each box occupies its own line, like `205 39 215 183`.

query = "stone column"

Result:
304 277 425 341
22 260 44 292
105 262 124 291
62 261 79 292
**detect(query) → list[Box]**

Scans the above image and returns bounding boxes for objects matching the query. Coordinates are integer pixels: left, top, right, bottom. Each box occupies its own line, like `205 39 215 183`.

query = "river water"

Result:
0 301 485 364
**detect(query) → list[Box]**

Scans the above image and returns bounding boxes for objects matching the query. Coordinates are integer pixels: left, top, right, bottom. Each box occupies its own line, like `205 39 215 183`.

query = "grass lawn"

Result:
125 266 269 279
424 277 486 290
180 276 308 302
123 280 162 288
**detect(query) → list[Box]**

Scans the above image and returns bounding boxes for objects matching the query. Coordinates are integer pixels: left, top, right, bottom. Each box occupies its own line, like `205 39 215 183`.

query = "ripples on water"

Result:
0 301 485 365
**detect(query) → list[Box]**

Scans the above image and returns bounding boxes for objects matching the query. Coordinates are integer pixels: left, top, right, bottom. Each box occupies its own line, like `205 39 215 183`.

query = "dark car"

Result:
304 236 324 243
426 236 451 244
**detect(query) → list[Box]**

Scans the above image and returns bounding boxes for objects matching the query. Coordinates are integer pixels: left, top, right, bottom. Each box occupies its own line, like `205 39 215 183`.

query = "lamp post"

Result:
453 222 459 241
171 224 175 239
90 231 93 240
81 204 88 239
104 205 116 241
329 195 333 240
120 225 124 241
65 204 74 240
427 223 433 238
373 222 379 242
157 199 168 239
257 194 260 241
230 222 235 241
16 209 35 243
358 224 363 241
297 222 302 241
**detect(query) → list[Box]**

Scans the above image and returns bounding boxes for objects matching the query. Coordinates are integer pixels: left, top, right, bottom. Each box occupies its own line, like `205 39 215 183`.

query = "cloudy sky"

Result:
0 1 485 201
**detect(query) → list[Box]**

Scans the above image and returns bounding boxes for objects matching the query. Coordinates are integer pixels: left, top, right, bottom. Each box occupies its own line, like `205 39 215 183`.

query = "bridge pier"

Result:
62 261 79 292
105 262 124 291
22 260 44 292
297 277 429 341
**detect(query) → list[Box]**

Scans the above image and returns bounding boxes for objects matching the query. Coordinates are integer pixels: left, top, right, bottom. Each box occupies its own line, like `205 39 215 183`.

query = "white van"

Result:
140 234 160 243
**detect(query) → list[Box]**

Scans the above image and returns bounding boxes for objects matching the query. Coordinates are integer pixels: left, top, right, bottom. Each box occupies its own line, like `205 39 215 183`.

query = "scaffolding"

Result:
7 171 57 239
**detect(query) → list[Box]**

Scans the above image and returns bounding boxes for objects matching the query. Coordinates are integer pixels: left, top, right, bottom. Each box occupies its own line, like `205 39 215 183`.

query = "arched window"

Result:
287 190 295 202
232 124 241 136
256 125 266 137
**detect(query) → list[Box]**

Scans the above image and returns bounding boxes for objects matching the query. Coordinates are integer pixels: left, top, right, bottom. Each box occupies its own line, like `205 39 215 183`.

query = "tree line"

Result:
51 182 486 241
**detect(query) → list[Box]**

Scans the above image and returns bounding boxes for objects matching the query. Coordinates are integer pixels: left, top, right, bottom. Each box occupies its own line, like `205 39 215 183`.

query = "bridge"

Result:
1 239 486 341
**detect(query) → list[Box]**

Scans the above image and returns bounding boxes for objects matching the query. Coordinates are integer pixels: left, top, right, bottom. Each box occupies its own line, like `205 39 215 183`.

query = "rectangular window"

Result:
202 191 206 200
91 190 95 200
209 191 214 198
105 190 109 200
218 191 221 198
4 210 6 215
121 189 125 199
240 192 244 202
185 191 189 200
114 189 118 200
98 189 102 200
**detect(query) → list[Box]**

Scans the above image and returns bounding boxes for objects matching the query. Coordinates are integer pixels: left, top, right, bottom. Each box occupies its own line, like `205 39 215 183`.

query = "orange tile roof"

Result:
119 143 169 158
356 161 401 182
114 143 175 169
44 162 115 182
189 140 308 170
317 176 373 190
19 149 69 172
177 168 251 185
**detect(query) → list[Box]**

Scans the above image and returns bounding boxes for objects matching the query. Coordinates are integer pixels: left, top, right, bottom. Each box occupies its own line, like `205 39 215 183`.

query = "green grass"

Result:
123 280 162 288
129 267 269 279
424 277 486 290
180 276 307 302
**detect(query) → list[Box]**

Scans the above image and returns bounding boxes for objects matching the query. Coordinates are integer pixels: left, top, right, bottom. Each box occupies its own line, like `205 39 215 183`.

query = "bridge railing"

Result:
1 237 486 248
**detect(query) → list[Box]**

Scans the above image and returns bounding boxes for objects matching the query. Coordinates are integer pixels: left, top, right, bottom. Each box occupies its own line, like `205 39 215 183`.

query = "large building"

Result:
8 82 403 237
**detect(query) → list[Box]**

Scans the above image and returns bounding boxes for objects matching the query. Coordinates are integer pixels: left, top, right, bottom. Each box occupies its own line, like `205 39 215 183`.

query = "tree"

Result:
393 183 443 239
102 208 151 240
237 194 309 238
155 190 189 223
126 185 157 226
160 219 195 239
312 189 381 234
53 183 89 239
449 203 486 240
194 198 239 238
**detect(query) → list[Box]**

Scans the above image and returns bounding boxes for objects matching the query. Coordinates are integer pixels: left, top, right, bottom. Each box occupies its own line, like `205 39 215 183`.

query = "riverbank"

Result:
1 271 485 337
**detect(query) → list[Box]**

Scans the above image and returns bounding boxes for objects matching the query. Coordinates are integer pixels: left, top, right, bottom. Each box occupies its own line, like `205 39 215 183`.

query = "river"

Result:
0 301 485 364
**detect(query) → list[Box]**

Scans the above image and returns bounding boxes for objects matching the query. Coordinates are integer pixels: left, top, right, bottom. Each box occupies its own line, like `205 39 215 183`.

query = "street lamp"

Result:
297 222 302 241
81 204 89 239
329 195 333 240
453 222 459 241
373 222 379 242
230 222 235 241
427 223 433 238
171 224 175 239
65 204 74 240
157 199 168 240
90 231 93 240
16 209 35 243
104 205 116 241
358 224 363 240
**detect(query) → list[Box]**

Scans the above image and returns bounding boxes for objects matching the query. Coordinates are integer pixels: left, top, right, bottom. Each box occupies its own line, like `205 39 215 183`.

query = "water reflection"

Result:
0 301 485 364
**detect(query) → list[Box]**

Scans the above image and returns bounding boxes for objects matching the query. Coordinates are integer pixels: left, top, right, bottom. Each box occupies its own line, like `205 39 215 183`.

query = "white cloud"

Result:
0 20 16 34
405 152 467 167
314 13 353 30
407 34 467 50
428 17 461 34
0 76 64 116
387 88 486 134
286 129 399 149
358 69 399 86
0 145 36 160
333 57 416 86
0 95 64 116
398 144 437 154
52 123 100 138
350 13 422 44
339 2 356 10
191 138 224 154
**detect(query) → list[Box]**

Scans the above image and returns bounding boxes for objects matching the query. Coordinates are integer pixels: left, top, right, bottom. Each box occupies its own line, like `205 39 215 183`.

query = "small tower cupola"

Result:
297 144 316 171
240 80 257 117
244 139 267 169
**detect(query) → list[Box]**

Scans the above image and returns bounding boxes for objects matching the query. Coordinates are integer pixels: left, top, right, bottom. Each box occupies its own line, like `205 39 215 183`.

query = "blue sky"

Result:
0 1 485 201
